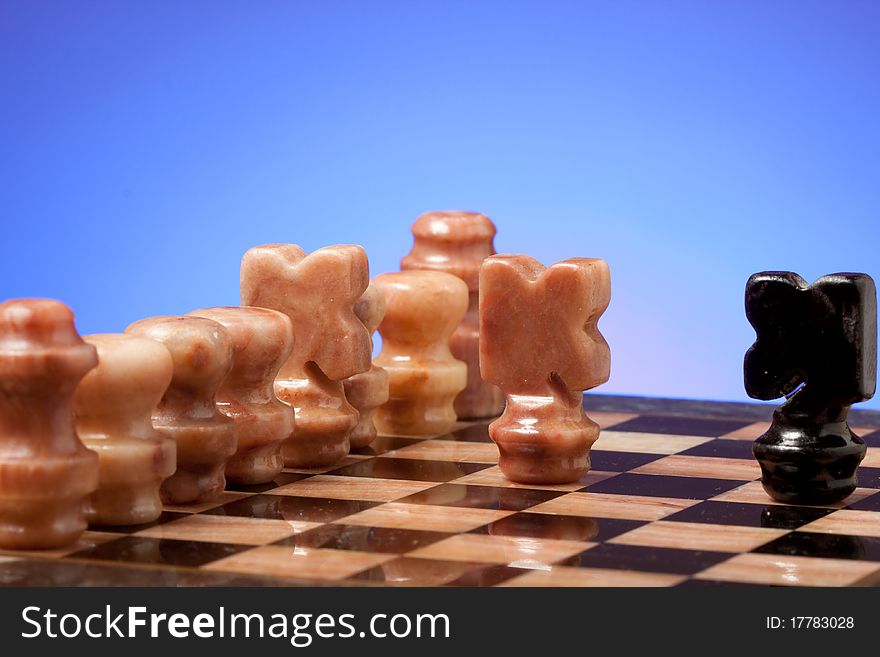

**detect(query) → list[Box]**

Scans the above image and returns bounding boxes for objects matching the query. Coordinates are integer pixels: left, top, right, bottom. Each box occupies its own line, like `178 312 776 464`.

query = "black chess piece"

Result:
744 271 877 504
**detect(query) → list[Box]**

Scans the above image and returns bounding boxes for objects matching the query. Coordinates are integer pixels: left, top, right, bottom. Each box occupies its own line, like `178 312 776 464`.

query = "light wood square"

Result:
136 514 314 545
589 412 638 429
270 475 438 502
633 455 760 480
695 553 880 586
454 465 617 492
408 533 591 567
500 566 685 587
721 421 769 441
712 481 877 508
204 545 394 580
593 431 711 454
383 440 499 464
529 491 698 521
339 502 512 532
609 520 786 552
799 510 880 538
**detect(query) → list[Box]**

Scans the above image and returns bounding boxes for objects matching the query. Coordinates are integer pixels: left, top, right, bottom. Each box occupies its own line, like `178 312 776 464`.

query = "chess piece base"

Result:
226 445 285 485
277 375 357 468
0 450 98 549
220 403 290 485
754 415 867 505
87 482 165 526
280 422 352 469
156 419 237 505
84 436 176 525
489 388 599 484
375 361 467 436
344 365 389 449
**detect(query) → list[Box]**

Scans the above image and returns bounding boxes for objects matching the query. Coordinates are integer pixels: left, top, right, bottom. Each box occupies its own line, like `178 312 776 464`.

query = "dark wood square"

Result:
846 491 880 511
351 435 424 456
225 472 311 493
69 536 249 567
276 524 449 553
330 457 492 482
583 472 744 499
446 423 494 443
470 512 644 543
588 450 666 472
678 439 757 459
87 511 188 535
396 483 563 511
571 543 732 575
205 494 379 523
754 532 880 561
608 415 751 437
664 500 833 529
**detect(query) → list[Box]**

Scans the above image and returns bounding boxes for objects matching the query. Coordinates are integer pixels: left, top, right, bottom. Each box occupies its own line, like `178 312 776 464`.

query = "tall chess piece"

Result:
372 270 468 436
402 211 505 419
0 299 99 548
74 334 177 525
745 272 877 504
240 244 372 467
187 306 295 484
343 284 390 449
480 255 611 484
126 316 238 504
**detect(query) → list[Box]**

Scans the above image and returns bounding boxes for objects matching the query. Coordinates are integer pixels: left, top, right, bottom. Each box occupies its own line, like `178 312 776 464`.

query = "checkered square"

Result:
2 405 879 587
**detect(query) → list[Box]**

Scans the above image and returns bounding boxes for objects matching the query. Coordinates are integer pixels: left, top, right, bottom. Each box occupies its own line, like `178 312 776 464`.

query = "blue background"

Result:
2 1 878 408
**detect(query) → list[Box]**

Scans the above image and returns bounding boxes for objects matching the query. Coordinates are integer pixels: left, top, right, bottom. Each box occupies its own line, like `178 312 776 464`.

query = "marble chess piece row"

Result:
0 211 605 550
0 211 876 552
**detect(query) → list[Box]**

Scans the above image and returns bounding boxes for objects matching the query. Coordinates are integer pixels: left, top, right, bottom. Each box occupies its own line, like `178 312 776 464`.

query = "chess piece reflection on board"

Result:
744 271 877 504
480 255 611 484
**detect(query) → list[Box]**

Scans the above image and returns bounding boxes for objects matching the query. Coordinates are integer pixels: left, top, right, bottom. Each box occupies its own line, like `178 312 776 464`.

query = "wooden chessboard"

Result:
3 396 880 587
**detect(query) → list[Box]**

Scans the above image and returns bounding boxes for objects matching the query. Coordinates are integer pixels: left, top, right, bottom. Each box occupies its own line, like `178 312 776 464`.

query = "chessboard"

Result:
2 395 880 587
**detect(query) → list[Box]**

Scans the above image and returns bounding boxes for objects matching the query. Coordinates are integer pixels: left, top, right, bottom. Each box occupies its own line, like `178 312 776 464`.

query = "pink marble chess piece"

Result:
240 244 372 467
372 270 468 436
0 299 99 549
480 255 611 484
187 306 295 484
74 334 177 525
126 316 238 504
343 284 390 449
401 211 505 419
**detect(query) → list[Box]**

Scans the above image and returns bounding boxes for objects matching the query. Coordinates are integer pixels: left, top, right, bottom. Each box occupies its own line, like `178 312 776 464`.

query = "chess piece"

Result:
0 299 99 549
126 316 237 504
744 272 877 504
187 306 295 484
343 284 390 448
401 211 504 419
480 255 611 484
240 244 372 467
74 334 176 525
372 270 468 436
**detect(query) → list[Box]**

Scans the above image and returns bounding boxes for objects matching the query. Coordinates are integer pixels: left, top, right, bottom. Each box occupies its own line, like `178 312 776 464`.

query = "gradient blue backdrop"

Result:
2 1 878 408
